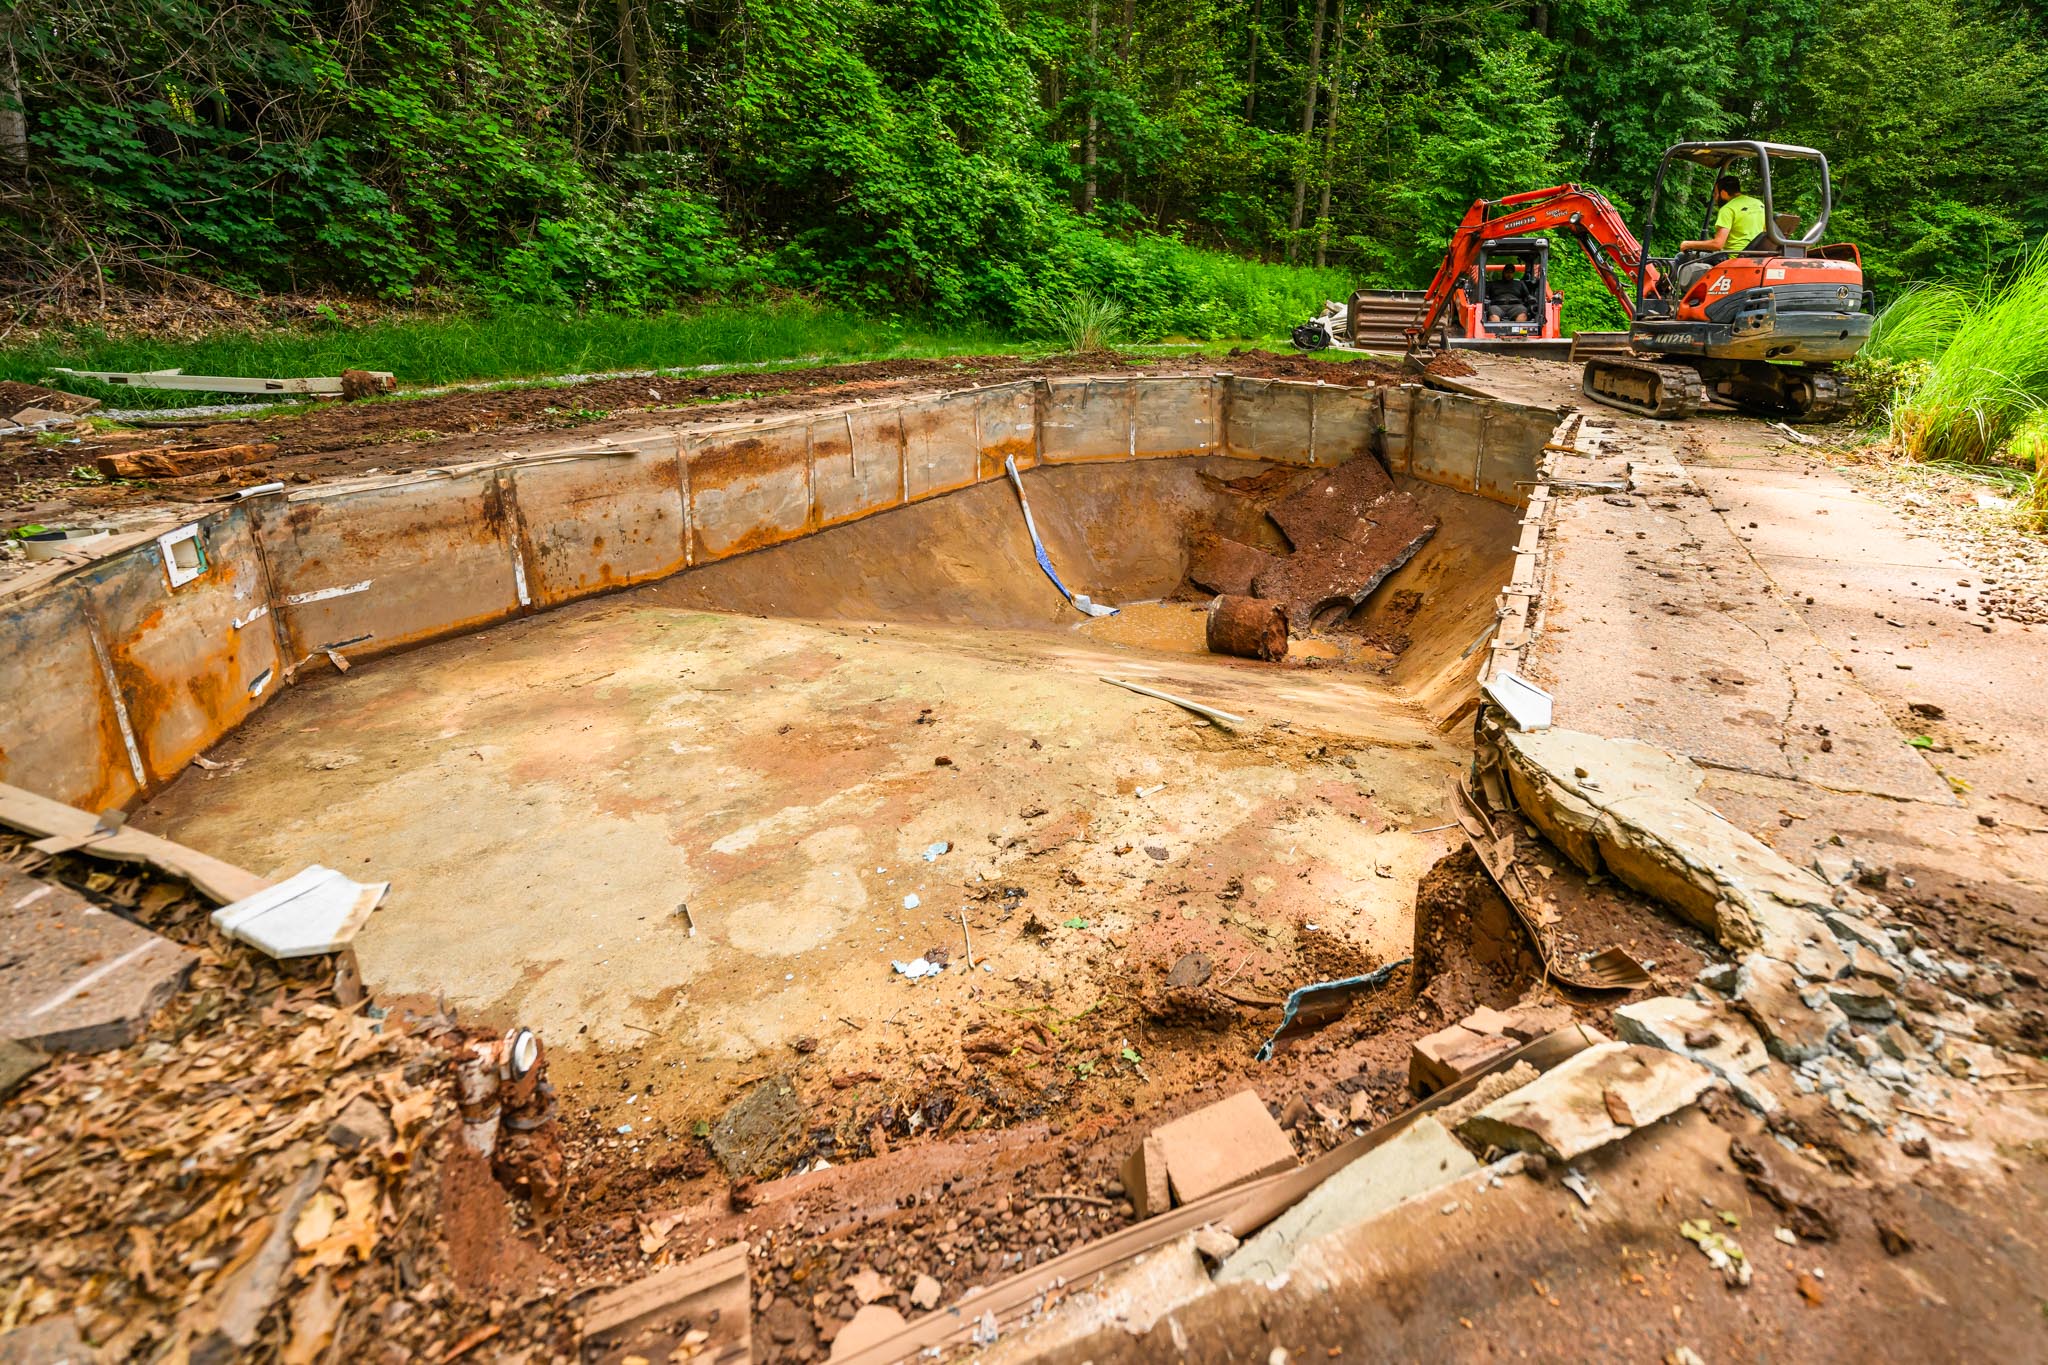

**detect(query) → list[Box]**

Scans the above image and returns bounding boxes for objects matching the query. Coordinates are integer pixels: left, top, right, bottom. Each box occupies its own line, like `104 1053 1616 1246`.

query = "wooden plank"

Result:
0 781 271 904
94 443 274 481
54 368 394 396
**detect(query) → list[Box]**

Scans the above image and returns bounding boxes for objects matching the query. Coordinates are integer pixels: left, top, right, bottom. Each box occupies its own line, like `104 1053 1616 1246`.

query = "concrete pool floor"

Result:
136 593 1468 1137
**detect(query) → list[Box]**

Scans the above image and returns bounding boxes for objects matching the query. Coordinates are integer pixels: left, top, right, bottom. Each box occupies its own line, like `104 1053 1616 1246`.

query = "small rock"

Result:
1827 978 1894 1022
909 1274 942 1311
327 1094 395 1153
1734 956 1846 1063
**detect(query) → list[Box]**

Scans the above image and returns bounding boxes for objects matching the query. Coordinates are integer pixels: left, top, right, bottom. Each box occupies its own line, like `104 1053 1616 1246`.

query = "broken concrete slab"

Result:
1614 997 1775 1112
0 865 198 1054
1217 1116 1480 1284
210 865 388 959
1409 1023 1517 1097
0 1037 49 1101
1251 454 1440 631
1734 955 1847 1063
1498 727 1860 974
1187 532 1281 597
1125 1090 1297 1211
708 1075 808 1180
1454 1041 1717 1162
580 1241 750 1364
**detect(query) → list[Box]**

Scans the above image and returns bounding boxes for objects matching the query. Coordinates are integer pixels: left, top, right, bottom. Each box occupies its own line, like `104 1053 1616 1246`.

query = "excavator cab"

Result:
1582 140 1874 420
1465 238 1562 341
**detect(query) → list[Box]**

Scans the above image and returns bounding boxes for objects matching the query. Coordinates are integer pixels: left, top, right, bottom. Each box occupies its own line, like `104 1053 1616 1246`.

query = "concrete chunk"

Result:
1132 1090 1297 1210
1455 1042 1717 1162
1614 996 1775 1113
1409 1023 1517 1097
1120 1133 1172 1220
1461 1001 1575 1043
1217 1117 1480 1284
1734 955 1846 1062
0 866 196 1054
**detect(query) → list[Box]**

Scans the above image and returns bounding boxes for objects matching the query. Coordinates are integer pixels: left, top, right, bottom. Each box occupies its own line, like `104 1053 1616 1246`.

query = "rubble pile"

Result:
0 837 578 1363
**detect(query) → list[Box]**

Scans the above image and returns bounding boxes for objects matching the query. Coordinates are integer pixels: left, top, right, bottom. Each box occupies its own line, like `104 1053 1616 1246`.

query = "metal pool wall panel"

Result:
75 507 284 786
258 471 523 661
511 436 687 606
1131 377 1221 459
1222 378 1318 464
1475 399 1564 504
1409 389 1485 493
0 581 137 810
1310 385 1384 467
902 391 986 500
1040 378 1137 463
686 420 813 562
810 405 906 527
969 382 1039 480
1407 390 1560 505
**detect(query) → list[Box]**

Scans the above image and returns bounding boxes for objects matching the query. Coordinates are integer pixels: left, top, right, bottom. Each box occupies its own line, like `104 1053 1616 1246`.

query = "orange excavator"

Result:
1321 141 1874 421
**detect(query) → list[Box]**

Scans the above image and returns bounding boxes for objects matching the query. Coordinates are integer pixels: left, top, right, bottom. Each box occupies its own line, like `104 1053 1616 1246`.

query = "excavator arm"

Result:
1407 184 1648 349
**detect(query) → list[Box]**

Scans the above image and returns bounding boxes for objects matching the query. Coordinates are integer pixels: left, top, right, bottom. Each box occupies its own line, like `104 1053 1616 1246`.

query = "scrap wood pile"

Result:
0 839 579 1363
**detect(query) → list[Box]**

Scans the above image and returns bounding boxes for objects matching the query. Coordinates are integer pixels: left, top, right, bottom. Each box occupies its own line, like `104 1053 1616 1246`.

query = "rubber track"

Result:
1580 358 1705 419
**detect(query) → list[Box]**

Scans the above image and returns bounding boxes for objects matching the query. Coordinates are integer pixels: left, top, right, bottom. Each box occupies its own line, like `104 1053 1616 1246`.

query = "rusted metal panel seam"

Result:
494 470 533 609
80 599 148 791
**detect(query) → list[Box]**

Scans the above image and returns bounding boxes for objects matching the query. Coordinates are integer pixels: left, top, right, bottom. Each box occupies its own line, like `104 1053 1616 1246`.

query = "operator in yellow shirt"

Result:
1674 173 1768 290
1683 173 1766 253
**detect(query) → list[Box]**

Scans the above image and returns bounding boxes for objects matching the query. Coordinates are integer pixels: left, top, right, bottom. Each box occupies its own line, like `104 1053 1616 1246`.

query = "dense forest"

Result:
6 0 2047 335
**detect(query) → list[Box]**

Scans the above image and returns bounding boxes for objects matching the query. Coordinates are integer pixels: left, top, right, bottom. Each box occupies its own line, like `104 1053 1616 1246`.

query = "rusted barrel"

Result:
1206 594 1289 661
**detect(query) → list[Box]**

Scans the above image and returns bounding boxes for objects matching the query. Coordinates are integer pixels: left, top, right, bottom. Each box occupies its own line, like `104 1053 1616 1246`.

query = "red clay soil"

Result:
0 350 1411 528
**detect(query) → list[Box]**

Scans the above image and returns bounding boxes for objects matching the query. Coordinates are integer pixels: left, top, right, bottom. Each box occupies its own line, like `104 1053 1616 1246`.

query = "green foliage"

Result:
7 0 2047 337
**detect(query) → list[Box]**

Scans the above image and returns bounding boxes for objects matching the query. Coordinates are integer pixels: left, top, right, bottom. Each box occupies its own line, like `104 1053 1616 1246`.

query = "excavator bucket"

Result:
1346 289 1438 352
1567 330 1633 360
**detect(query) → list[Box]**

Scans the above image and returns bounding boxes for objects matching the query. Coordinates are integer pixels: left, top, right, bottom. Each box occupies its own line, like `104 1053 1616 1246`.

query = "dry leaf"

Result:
388 1088 435 1137
283 1267 341 1364
292 1192 341 1253
126 1225 159 1295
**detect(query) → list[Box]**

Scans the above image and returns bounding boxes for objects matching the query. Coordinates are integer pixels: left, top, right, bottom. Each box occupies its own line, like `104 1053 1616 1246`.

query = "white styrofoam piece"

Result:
211 865 388 959
1482 670 1554 731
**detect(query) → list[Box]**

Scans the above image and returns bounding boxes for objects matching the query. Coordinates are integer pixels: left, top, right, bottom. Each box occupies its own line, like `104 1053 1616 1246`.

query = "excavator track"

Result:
1729 369 1849 424
1581 357 1706 419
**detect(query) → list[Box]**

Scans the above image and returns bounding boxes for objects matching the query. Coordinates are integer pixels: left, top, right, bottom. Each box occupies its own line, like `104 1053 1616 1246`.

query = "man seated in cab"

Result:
1676 173 1767 289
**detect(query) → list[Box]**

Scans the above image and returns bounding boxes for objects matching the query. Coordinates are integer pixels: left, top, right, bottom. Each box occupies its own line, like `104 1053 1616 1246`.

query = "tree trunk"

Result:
0 34 27 167
1315 0 1348 268
1081 0 1099 213
617 0 644 151
1287 0 1329 262
1243 0 1260 121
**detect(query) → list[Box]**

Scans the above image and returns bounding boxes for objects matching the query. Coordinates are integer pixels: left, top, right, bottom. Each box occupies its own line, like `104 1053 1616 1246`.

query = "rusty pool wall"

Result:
0 375 1561 812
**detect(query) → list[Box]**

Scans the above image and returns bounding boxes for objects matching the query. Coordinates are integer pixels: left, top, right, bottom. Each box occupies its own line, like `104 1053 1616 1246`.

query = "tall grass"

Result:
1889 246 2048 466
0 300 1027 407
1865 282 1977 364
1041 292 1127 351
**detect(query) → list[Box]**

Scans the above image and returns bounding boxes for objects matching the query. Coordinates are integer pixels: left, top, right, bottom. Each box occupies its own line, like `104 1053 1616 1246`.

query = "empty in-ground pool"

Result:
134 449 1518 1139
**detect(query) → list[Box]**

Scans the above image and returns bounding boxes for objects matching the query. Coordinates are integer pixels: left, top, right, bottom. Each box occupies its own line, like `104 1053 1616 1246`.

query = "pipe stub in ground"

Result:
1206 594 1289 661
